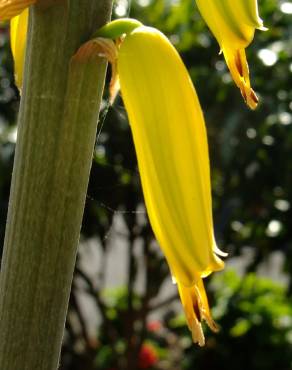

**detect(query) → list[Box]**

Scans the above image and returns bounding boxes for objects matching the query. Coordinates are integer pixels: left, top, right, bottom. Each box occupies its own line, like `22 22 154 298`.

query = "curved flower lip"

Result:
195 0 265 109
0 0 36 21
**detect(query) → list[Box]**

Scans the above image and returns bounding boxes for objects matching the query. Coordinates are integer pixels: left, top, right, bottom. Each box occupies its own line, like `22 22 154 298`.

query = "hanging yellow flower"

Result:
10 8 28 88
195 0 265 109
0 0 35 20
116 24 225 345
0 0 31 89
7 11 226 344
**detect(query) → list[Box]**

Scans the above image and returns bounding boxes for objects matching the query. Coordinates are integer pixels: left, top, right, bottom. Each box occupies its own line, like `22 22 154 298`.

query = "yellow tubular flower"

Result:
1 0 33 89
0 0 36 20
10 8 28 88
117 26 225 345
195 0 265 109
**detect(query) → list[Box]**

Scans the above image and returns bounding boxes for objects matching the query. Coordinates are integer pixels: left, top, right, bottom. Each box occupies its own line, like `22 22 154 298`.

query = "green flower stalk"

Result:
195 0 266 109
0 1 113 369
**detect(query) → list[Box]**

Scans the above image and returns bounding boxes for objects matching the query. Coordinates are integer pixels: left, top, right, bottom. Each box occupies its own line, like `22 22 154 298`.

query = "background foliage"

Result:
0 0 292 369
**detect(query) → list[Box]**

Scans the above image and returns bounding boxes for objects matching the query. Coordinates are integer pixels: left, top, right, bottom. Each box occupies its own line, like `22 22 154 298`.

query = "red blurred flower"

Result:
147 320 162 332
138 344 158 369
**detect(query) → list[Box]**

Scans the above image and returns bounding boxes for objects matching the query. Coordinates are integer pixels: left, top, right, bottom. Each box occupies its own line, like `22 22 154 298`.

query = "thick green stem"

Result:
0 1 112 369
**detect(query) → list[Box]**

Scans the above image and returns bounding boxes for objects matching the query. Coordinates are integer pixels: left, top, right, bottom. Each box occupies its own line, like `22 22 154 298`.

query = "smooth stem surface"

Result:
0 1 112 369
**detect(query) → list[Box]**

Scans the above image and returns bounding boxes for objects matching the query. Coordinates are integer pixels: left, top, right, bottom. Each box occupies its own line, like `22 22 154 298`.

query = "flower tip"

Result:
191 320 205 346
242 85 259 110
214 245 228 258
178 279 219 346
190 302 220 346
259 25 268 32
224 48 259 109
205 314 219 333
257 16 268 32
189 299 219 346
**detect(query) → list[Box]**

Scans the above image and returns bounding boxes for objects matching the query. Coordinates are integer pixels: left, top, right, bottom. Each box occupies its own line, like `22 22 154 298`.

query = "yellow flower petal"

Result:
10 9 28 88
195 0 264 109
117 26 224 343
0 0 36 20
